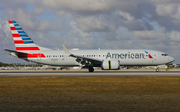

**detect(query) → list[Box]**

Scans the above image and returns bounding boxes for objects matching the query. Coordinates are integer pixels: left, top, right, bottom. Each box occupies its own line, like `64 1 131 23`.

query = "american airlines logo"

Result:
144 51 153 59
106 51 153 59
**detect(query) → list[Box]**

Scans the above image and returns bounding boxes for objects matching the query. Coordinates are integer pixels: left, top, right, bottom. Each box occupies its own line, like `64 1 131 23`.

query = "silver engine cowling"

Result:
101 60 120 70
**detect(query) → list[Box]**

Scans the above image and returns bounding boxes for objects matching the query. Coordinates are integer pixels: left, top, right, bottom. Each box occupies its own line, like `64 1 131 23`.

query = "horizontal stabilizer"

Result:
4 49 27 54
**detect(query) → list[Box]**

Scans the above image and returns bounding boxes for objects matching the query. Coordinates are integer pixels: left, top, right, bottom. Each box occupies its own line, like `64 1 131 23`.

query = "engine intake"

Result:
101 60 120 70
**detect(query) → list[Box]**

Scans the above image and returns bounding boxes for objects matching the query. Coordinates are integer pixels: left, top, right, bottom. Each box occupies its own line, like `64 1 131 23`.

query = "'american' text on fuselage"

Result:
106 52 145 59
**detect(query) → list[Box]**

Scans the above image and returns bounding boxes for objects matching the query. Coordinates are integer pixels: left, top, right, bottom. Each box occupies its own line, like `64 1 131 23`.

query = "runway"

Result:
0 70 180 77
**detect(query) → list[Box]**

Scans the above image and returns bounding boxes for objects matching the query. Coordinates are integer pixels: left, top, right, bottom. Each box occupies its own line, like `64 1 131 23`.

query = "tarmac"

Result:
0 69 180 77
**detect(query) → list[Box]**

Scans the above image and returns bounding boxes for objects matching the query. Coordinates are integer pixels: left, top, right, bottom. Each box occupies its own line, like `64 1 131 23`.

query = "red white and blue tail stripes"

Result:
9 20 40 51
8 20 46 59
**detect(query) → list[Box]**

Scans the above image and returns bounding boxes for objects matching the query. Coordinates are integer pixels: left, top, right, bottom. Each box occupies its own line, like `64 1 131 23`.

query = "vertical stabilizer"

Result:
8 20 50 51
8 20 49 60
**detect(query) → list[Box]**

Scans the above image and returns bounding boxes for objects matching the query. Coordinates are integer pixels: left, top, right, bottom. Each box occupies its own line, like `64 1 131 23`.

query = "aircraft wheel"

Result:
156 68 159 72
89 67 94 72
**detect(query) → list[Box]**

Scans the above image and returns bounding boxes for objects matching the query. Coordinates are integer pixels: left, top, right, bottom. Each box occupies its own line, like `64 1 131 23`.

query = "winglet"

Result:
62 44 71 55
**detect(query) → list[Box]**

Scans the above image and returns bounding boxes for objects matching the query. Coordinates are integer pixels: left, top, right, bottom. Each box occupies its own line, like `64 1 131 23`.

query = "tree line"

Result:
0 62 41 67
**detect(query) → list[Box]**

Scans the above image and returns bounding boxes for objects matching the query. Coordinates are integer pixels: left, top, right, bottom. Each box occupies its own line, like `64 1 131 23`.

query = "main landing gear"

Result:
88 67 94 72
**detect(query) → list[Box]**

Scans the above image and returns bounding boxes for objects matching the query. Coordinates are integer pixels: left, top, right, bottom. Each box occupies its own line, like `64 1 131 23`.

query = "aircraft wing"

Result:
70 54 102 64
62 44 102 64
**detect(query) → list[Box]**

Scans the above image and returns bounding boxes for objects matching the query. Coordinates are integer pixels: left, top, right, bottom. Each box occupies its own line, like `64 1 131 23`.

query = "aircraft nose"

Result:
168 56 175 63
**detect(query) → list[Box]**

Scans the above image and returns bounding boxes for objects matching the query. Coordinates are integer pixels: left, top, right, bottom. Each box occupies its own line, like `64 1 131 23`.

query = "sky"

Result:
0 0 180 64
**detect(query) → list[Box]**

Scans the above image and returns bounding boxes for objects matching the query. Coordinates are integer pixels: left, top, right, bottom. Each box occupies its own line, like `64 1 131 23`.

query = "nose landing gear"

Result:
156 68 159 72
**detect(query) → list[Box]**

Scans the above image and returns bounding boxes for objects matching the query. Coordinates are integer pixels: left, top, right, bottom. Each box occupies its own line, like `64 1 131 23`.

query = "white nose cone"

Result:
168 56 175 63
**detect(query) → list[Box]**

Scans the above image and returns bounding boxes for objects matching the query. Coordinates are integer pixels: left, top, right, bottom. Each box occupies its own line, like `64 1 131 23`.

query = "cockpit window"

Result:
162 54 168 56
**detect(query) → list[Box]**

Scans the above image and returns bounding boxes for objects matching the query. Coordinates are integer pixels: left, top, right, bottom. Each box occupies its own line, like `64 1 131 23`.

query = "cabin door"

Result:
152 53 157 64
37 53 41 61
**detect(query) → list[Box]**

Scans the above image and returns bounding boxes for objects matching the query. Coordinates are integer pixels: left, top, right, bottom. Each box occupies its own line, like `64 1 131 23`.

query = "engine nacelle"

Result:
101 60 120 70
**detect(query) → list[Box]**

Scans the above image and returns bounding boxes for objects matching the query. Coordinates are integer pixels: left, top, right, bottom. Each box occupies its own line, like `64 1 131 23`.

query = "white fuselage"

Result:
26 49 174 66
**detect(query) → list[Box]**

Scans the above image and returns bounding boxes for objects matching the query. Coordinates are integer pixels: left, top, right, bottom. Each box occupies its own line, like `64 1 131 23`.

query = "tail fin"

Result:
8 20 50 51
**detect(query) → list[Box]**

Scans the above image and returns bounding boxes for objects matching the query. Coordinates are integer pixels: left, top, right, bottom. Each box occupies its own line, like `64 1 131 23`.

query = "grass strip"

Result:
0 77 180 112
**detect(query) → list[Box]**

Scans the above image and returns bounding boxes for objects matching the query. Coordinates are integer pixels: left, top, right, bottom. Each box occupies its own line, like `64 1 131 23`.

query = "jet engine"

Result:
101 60 120 70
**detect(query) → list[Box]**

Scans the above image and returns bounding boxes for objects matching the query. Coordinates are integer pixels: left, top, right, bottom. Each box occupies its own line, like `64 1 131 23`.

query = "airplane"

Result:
4 20 175 72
